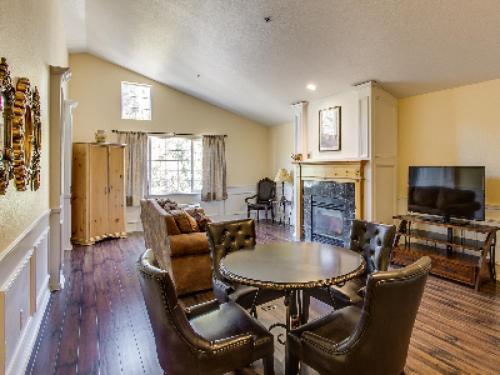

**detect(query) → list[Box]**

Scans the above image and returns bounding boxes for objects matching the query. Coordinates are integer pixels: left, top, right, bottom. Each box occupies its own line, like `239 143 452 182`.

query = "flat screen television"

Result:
408 166 485 221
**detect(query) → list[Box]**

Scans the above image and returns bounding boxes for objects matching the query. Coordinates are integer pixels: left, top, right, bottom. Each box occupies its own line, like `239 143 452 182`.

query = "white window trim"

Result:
147 135 202 196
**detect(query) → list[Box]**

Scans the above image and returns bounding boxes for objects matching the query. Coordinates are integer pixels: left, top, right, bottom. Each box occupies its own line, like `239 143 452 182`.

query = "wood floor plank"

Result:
26 223 500 375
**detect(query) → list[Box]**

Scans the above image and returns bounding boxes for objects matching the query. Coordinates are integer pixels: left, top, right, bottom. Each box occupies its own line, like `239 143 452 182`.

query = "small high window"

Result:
121 81 151 120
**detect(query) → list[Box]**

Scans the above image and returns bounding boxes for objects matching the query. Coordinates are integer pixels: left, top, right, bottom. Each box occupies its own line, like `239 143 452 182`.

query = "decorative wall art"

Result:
12 77 42 191
0 57 15 195
319 106 341 151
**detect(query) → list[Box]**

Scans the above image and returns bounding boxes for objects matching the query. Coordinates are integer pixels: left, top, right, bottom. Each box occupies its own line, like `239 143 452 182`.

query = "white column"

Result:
49 66 71 291
291 101 308 158
62 100 78 251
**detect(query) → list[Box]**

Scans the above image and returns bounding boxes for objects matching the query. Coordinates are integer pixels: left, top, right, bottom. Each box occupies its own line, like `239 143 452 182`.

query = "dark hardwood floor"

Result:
26 222 500 375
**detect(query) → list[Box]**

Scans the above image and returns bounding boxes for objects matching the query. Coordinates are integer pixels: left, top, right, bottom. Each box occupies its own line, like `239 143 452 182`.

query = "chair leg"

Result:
285 346 299 375
263 354 275 375
265 207 268 221
247 207 250 219
257 210 260 222
301 291 310 325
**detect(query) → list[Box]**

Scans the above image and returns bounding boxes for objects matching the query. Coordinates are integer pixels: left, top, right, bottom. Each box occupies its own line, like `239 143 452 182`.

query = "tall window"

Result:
121 81 152 120
148 136 202 195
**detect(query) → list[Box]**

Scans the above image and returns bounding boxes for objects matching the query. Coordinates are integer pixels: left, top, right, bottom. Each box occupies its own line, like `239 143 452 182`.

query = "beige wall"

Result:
398 78 500 206
0 0 68 255
269 122 294 176
69 53 271 187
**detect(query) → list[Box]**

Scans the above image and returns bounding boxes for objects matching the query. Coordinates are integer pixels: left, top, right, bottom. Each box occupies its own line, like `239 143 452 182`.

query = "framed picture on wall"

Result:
319 106 341 151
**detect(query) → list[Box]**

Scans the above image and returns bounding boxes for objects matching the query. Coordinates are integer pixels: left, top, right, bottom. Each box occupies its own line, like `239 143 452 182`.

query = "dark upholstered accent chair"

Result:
246 177 276 221
302 220 397 322
286 256 431 375
208 219 283 317
138 249 275 375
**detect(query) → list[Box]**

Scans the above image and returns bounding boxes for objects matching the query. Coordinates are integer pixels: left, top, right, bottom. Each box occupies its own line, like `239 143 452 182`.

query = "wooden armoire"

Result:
71 143 127 245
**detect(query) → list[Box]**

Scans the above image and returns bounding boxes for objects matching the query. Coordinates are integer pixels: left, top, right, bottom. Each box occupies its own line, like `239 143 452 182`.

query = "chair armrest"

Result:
301 331 345 355
185 299 220 319
245 194 257 203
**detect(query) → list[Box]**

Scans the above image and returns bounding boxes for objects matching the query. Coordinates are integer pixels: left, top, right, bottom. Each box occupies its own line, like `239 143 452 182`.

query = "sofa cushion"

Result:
170 232 209 257
164 214 181 235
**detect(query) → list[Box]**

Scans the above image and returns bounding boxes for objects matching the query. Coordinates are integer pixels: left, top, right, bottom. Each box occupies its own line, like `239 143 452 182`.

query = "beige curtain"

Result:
201 135 227 201
117 132 148 206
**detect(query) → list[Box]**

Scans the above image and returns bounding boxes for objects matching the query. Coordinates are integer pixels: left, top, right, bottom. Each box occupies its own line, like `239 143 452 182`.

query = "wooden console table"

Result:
392 214 499 291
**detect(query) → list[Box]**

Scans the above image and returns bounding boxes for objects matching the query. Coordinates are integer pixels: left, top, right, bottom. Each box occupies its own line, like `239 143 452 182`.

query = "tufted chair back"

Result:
342 256 431 374
256 178 276 203
138 249 212 374
347 220 396 274
207 219 257 282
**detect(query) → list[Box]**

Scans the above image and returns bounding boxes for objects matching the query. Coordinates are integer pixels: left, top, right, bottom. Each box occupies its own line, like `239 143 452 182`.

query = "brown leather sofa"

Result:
302 220 396 321
286 256 431 375
140 199 211 295
138 249 275 375
208 219 283 316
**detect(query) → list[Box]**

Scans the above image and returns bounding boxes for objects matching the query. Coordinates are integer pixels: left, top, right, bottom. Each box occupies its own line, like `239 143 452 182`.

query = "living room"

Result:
0 1 499 374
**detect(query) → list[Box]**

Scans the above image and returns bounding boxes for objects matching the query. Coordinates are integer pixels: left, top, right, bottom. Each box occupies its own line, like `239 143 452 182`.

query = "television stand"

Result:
392 214 499 291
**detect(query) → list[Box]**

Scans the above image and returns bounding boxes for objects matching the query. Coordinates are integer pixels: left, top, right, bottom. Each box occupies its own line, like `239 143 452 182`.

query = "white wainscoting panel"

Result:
0 211 50 375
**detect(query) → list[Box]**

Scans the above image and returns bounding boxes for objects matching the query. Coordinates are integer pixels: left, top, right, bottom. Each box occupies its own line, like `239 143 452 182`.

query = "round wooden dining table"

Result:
220 241 366 339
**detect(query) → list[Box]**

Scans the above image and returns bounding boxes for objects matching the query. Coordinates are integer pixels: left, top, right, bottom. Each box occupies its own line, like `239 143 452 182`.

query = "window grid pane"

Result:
148 136 202 195
121 81 152 121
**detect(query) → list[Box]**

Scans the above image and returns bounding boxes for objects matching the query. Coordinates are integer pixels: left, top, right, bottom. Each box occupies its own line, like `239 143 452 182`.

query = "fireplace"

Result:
303 180 355 246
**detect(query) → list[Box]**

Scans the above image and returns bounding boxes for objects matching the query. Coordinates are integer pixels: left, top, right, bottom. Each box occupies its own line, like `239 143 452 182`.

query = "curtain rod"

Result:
111 129 227 137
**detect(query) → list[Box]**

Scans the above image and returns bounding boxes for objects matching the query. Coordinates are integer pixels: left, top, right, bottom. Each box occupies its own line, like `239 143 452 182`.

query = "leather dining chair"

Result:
302 220 396 322
137 249 275 375
208 219 284 317
286 256 431 375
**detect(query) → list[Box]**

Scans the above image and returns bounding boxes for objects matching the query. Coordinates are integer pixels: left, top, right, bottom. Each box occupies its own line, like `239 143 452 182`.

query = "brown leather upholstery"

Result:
286 256 431 375
246 177 277 221
208 219 283 315
303 220 396 320
140 199 211 295
138 249 275 375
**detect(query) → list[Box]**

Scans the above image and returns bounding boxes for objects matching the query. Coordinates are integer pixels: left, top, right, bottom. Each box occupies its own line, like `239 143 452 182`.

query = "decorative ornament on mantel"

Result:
291 153 303 162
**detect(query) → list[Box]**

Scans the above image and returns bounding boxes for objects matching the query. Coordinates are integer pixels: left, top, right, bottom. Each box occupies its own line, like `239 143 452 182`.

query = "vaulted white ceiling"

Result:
64 0 500 125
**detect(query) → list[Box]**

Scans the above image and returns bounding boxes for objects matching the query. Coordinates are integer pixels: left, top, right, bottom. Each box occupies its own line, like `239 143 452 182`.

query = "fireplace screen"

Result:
313 207 344 238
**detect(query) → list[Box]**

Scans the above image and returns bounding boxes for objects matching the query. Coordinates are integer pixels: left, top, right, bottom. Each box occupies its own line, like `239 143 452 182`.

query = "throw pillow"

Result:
185 207 213 232
156 198 179 212
171 210 196 233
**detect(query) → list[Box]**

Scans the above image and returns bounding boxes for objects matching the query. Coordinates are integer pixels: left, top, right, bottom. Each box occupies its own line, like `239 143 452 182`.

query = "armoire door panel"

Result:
107 145 126 235
89 145 109 239
71 144 90 242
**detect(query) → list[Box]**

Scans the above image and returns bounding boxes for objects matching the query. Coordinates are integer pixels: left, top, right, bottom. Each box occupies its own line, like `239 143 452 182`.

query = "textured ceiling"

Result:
64 0 500 126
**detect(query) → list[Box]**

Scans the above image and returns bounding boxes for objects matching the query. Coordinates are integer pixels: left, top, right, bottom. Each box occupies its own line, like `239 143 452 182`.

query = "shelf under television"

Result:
393 214 500 234
392 243 478 286
401 229 484 252
393 214 499 291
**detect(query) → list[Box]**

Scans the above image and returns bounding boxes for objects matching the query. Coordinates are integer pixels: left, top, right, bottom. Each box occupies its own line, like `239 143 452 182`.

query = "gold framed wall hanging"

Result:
0 57 15 195
319 106 341 151
30 86 41 190
12 77 37 191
